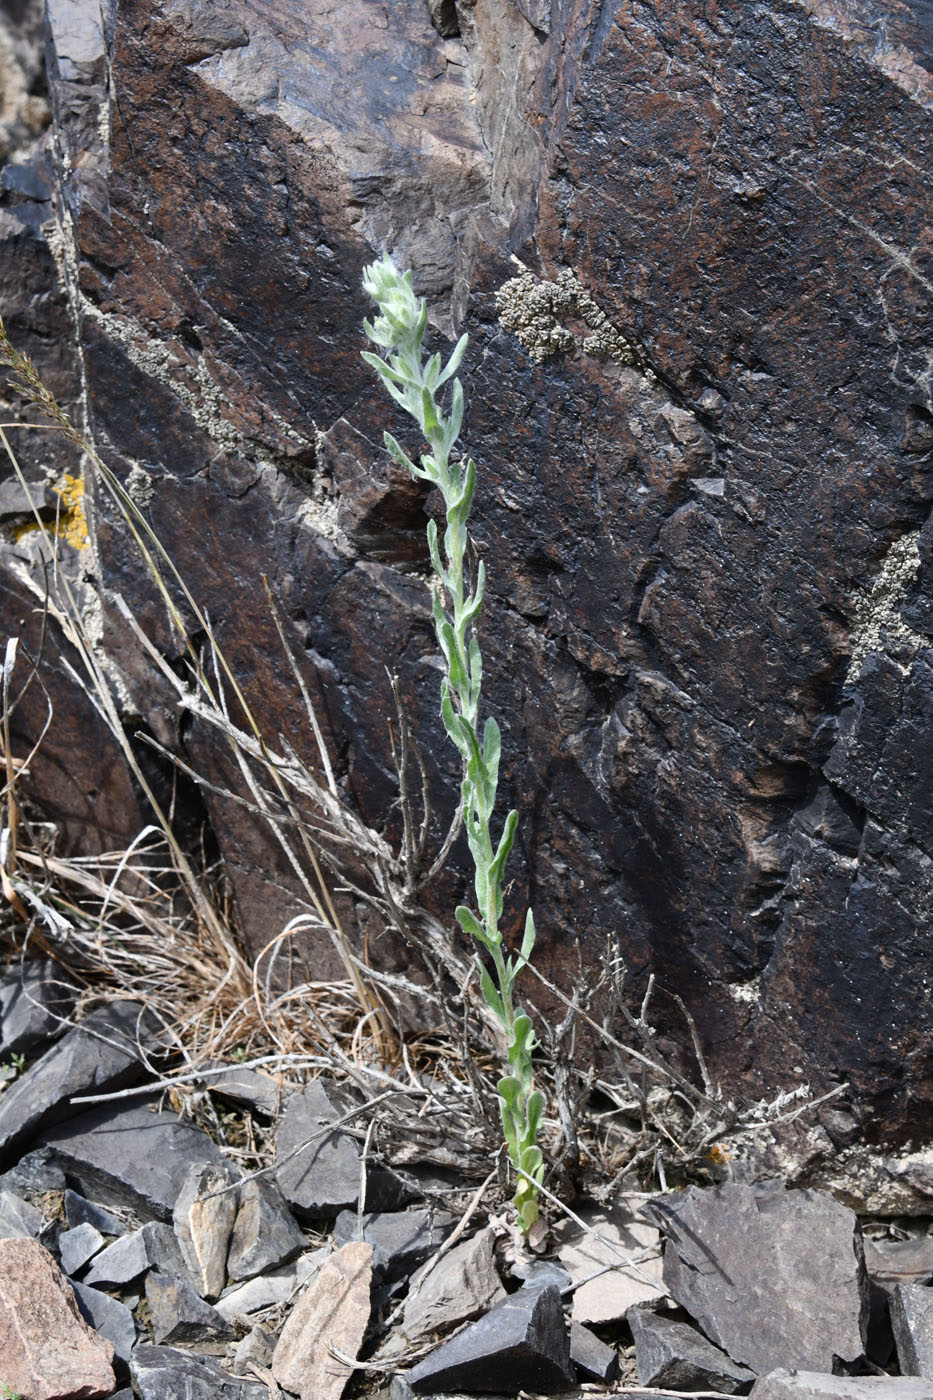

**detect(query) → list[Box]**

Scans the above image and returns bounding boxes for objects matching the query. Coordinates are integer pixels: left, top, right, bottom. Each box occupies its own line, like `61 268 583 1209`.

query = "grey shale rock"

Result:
0 1000 160 1159
145 1270 234 1345
274 1079 364 1217
569 1321 621 1384
0 1145 66 1196
0 1187 43 1238
41 1100 231 1220
131 1343 269 1400
59 1220 106 1275
232 1323 275 1376
628 1303 756 1393
228 1173 306 1281
649 1183 869 1374
83 1220 189 1288
407 1282 576 1395
272 1240 374 1400
63 1188 128 1236
71 1280 138 1361
216 1246 328 1318
0 958 77 1058
394 1227 507 1348
750 1372 933 1400
554 1200 664 1323
173 1159 239 1299
0 1236 115 1400
891 1283 933 1376
334 1206 456 1287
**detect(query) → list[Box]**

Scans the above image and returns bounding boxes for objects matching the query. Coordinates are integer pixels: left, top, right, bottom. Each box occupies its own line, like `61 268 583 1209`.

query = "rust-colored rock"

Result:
0 1236 115 1400
0 0 931 1181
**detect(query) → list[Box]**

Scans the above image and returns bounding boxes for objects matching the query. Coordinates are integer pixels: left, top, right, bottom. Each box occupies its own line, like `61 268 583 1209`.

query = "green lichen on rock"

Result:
495 265 653 379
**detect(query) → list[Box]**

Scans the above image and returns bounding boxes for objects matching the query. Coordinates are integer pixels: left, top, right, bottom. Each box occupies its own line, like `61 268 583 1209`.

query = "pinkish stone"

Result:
0 1237 115 1400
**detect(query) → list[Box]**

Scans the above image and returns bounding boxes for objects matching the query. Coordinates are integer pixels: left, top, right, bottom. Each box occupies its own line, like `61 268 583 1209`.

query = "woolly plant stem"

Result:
362 256 544 1231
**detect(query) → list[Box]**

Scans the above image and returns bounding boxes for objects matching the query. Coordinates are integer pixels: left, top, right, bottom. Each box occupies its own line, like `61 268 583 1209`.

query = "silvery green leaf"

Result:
519 907 536 964
437 333 468 386
478 959 504 1016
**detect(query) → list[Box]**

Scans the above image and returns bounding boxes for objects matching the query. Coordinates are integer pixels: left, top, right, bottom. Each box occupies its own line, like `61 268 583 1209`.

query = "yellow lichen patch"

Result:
14 472 89 549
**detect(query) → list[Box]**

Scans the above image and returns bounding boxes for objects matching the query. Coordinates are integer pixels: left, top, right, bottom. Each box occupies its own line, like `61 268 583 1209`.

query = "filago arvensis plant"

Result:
362 255 545 1232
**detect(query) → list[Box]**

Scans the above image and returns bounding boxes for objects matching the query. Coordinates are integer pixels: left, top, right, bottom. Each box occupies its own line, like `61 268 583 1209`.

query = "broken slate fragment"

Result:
232 1323 275 1376
866 1236 933 1286
272 1240 374 1400
173 1160 239 1299
628 1302 756 1393
274 1080 362 1216
216 1246 328 1318
407 1282 576 1395
64 1188 128 1236
59 1220 106 1275
145 1270 234 1345
41 1099 231 1220
201 1059 289 1116
0 1000 161 1160
749 1372 933 1400
0 1237 115 1400
390 1227 507 1351
131 1343 269 1399
0 957 77 1058
0 1187 43 1239
891 1283 933 1376
84 1220 189 1288
570 1320 620 1384
227 1174 306 1282
648 1182 868 1374
71 1280 138 1361
334 1206 456 1287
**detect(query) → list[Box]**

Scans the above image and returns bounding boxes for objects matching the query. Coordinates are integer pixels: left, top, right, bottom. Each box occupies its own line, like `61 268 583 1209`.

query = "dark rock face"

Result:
649 1182 869 1375
0 0 932 1159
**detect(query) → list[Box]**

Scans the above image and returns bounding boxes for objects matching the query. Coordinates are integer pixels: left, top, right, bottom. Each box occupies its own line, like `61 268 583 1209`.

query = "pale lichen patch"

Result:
847 529 929 681
495 263 655 381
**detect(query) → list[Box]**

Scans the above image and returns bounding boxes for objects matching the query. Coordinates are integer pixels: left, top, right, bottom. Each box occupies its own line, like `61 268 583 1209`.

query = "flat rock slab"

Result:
131 1344 269 1400
71 1281 138 1361
628 1303 756 1393
63 1190 128 1236
0 1001 159 1160
274 1080 363 1217
393 1226 507 1349
553 1200 664 1324
59 1221 106 1275
0 959 77 1058
891 1283 933 1376
569 1320 620 1384
407 1282 576 1395
83 1220 189 1288
0 1236 115 1400
272 1239 374 1400
334 1206 456 1287
750 1371 933 1400
217 1246 327 1318
649 1183 868 1374
41 1100 231 1220
866 1236 933 1285
201 1060 290 1116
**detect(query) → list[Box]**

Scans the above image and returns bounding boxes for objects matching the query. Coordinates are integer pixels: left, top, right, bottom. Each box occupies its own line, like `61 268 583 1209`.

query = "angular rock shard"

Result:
649 1183 868 1374
83 1220 188 1288
131 1343 269 1400
891 1283 933 1377
58 1220 106 1276
272 1239 374 1400
406 1282 576 1395
0 1000 160 1160
553 1200 664 1324
569 1320 620 1384
173 1159 239 1299
145 1270 234 1345
627 1303 756 1393
0 958 77 1058
0 1236 115 1400
216 1246 327 1319
333 1206 455 1288
0 1186 43 1239
393 1226 507 1349
274 1080 362 1217
41 1100 231 1220
70 1281 138 1361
